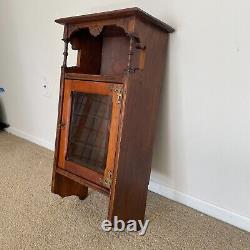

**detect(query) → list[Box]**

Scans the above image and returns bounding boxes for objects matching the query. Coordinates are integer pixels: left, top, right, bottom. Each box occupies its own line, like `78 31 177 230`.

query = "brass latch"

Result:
117 92 123 105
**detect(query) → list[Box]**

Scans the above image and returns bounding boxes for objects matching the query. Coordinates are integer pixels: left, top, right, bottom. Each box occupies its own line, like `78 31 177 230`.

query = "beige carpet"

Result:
0 132 249 250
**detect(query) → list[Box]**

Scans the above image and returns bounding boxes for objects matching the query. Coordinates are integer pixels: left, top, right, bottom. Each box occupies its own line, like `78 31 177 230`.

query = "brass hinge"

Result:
57 122 66 129
124 67 139 74
110 87 126 105
101 170 113 188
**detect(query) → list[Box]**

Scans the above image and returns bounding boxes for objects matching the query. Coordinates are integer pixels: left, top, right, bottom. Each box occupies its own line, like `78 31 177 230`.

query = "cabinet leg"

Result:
51 172 88 200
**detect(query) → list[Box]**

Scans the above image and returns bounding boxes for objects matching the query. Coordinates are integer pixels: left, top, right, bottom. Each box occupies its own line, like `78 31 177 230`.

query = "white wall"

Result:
0 0 249 231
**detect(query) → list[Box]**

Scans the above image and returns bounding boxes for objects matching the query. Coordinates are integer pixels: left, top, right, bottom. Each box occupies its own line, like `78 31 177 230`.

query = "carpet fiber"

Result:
0 132 249 249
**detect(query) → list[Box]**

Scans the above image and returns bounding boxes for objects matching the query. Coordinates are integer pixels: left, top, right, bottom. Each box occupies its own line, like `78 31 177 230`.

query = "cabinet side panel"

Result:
109 20 169 222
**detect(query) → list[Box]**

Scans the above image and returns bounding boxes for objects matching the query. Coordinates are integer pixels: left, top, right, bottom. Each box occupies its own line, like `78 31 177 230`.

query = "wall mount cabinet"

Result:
52 7 174 226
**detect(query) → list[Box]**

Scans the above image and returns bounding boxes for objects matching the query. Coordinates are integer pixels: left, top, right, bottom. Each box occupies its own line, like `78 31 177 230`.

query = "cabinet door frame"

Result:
58 79 122 189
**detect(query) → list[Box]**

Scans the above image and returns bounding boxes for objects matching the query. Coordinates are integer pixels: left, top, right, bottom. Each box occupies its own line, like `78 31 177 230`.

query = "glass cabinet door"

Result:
67 92 112 173
58 80 122 188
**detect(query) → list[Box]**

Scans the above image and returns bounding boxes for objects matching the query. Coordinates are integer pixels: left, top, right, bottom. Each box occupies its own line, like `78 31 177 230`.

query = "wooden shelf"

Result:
65 73 125 84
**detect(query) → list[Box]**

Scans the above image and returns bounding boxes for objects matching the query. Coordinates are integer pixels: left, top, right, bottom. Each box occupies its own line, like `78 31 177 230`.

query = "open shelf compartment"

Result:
65 25 130 79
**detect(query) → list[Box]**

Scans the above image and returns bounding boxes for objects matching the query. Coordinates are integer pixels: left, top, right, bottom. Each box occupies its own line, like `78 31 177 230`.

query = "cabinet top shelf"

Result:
64 73 125 84
55 7 174 33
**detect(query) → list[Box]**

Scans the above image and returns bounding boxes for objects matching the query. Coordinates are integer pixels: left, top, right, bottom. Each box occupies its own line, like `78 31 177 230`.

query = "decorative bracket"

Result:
126 34 146 74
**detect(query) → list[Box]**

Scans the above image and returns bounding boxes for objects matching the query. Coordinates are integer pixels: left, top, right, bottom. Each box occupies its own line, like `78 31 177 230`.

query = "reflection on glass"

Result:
67 92 112 173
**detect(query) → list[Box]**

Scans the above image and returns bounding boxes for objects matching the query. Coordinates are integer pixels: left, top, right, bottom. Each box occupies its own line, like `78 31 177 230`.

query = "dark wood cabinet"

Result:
52 7 174 225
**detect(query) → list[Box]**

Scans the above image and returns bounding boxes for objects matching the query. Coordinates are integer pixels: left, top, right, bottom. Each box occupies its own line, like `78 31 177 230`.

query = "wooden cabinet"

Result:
52 7 174 225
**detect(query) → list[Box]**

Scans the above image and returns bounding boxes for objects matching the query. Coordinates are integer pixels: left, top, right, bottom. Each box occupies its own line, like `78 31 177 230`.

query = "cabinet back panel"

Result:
100 36 130 75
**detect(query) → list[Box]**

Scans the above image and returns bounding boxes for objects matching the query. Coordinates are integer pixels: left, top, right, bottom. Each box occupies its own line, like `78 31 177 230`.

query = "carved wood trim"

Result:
89 25 103 37
66 18 133 39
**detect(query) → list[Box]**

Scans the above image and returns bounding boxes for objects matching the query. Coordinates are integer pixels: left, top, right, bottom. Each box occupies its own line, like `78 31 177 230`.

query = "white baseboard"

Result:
6 127 54 151
5 127 250 232
148 180 250 232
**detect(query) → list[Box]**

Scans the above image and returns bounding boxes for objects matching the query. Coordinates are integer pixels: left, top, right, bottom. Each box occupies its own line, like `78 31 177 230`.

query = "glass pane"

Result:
67 92 112 173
